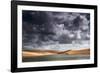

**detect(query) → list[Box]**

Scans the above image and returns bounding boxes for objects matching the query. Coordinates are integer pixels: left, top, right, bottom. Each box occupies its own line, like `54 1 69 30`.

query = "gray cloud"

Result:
22 10 90 50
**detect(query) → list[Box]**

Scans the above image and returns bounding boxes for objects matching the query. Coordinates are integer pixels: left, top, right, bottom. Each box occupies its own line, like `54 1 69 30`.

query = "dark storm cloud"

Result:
22 10 90 49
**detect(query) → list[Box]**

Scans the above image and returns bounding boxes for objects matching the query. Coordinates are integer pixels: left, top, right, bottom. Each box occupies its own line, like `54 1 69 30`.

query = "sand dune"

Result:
22 48 90 57
22 50 58 57
61 49 90 55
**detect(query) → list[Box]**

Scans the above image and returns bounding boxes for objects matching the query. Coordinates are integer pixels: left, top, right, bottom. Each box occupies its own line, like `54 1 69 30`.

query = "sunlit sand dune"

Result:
22 50 58 57
61 48 90 55
22 48 90 58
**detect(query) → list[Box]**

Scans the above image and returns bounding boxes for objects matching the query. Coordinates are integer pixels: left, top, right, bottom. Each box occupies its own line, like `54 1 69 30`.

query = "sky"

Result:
22 10 90 50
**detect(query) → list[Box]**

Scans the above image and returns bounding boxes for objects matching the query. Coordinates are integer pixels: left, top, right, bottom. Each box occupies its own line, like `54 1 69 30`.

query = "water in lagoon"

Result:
22 54 90 62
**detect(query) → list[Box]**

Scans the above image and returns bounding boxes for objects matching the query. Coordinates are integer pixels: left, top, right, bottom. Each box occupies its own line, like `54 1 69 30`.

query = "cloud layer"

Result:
22 10 90 50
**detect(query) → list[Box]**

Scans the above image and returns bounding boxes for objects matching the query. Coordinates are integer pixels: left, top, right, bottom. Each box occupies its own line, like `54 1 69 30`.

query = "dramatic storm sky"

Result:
22 10 90 50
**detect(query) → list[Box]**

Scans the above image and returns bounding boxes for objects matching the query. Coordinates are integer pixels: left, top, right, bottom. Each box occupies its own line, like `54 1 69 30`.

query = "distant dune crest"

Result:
23 48 90 58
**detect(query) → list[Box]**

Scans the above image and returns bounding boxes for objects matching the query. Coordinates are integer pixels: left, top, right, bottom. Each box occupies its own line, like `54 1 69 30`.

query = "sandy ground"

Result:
22 51 57 57
22 48 90 58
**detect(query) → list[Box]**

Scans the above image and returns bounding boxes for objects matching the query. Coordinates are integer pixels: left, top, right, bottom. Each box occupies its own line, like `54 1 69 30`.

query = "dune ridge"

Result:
22 48 90 58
